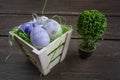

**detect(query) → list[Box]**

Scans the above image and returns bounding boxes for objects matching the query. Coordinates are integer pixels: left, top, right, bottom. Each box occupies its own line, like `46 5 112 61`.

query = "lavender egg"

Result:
20 22 35 35
35 16 48 26
30 26 50 48
43 19 62 40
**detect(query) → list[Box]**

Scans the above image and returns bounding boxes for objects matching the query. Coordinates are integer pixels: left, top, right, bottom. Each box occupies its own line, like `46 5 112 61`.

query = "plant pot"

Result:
78 47 95 59
9 25 72 75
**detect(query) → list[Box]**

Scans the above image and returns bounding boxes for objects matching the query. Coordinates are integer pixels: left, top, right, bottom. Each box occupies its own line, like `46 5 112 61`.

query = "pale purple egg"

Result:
35 16 48 26
30 26 50 48
43 19 62 39
20 22 35 35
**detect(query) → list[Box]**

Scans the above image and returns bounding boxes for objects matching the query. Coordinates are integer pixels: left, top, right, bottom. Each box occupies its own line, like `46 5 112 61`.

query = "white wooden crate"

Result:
9 28 72 75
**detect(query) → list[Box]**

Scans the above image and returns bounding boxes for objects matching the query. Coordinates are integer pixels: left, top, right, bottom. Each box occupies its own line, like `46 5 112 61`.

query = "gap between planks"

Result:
0 35 120 41
0 12 120 17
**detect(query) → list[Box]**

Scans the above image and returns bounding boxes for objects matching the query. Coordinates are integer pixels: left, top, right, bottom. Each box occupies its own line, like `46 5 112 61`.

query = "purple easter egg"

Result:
20 22 35 35
35 16 48 26
43 19 62 39
30 26 50 48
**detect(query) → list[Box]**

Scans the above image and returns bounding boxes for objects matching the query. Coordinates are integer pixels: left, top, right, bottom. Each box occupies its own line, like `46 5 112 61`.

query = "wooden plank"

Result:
0 38 120 80
0 0 120 15
0 15 120 39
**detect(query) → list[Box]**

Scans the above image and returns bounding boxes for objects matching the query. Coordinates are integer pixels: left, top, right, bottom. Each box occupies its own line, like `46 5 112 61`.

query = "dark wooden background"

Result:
0 0 120 80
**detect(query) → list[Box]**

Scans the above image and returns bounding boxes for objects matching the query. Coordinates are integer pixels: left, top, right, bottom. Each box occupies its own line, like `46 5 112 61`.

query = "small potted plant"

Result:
77 10 107 59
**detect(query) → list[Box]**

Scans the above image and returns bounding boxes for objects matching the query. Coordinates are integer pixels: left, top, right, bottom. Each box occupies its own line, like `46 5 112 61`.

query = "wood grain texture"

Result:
0 0 120 15
0 0 120 79
0 38 120 80
0 15 120 39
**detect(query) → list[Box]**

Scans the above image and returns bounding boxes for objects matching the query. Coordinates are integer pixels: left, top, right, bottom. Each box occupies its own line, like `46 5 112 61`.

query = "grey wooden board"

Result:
0 38 120 80
0 0 120 80
0 15 120 39
0 0 120 15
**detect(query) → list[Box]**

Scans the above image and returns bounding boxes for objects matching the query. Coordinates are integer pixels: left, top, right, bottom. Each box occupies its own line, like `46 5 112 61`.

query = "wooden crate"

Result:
9 28 72 75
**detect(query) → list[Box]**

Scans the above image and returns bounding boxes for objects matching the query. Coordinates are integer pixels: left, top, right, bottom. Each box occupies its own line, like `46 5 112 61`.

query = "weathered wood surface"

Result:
0 15 120 39
0 0 120 80
0 0 120 15
0 0 120 39
0 38 120 80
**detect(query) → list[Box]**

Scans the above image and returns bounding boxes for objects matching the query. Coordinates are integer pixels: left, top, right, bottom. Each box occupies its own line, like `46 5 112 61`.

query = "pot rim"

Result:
78 46 96 53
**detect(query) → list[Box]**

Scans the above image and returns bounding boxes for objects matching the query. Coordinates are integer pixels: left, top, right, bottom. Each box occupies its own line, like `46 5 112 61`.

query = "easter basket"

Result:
9 15 73 75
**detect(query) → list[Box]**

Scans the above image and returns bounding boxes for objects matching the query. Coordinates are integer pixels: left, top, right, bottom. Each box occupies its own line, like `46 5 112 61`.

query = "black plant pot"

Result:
78 48 95 59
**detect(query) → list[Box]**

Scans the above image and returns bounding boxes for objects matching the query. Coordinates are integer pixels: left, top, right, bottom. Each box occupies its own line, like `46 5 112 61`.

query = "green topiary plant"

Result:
77 10 107 59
